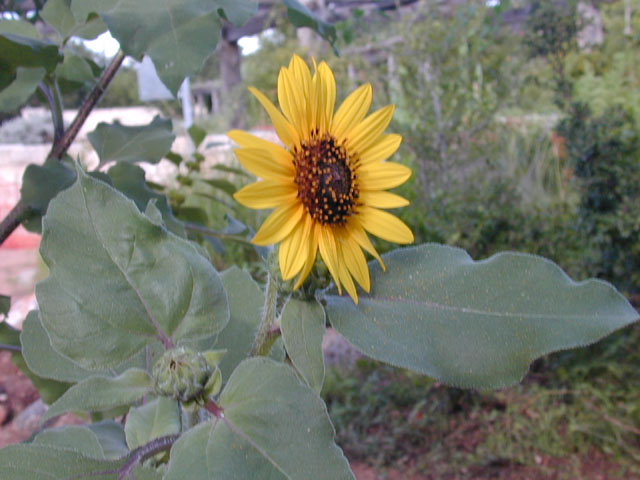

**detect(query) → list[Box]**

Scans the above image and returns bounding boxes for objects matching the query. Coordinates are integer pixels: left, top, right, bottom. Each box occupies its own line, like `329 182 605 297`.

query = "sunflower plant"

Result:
0 2 637 479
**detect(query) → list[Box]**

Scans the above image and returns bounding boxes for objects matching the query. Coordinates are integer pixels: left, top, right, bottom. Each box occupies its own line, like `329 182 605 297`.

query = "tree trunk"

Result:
220 39 245 129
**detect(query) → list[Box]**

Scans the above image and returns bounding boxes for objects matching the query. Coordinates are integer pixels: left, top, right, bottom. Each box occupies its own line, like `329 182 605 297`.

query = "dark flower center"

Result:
293 133 358 226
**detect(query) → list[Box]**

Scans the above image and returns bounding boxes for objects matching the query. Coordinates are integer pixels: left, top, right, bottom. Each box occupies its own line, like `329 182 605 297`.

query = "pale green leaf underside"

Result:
43 368 152 422
36 168 229 370
281 298 326 393
324 244 639 389
125 397 181 450
0 66 45 112
89 116 175 166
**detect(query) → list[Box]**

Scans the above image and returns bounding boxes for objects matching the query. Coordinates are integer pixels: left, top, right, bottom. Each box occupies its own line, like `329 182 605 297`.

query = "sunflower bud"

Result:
152 346 219 403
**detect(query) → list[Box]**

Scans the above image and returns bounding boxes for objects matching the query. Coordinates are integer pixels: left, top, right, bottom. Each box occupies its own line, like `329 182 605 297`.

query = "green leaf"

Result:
33 425 106 458
108 162 185 237
0 295 9 318
0 19 39 38
88 116 175 166
211 163 250 177
281 0 337 49
323 244 639 389
165 422 212 479
125 397 181 450
20 157 77 233
0 33 62 73
74 0 222 94
0 444 124 479
187 124 207 149
43 368 153 422
0 66 45 112
202 178 237 196
37 168 229 370
165 151 183 166
56 53 97 85
86 421 130 459
281 298 325 393
10 350 72 405
215 267 264 380
41 0 106 42
216 0 258 27
213 358 353 479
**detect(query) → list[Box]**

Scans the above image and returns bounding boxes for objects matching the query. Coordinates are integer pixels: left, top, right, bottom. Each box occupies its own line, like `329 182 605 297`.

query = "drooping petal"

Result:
344 105 395 155
336 243 358 303
357 134 403 166
279 214 311 280
358 162 412 191
331 83 372 142
294 221 319 290
345 219 386 270
340 234 371 292
358 206 414 244
358 190 410 209
318 225 342 295
234 148 295 180
252 202 305 246
233 180 298 209
249 87 299 149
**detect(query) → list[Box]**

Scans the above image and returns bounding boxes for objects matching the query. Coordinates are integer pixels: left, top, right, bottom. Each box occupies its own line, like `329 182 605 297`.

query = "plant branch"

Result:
251 251 279 356
49 50 125 160
183 222 255 246
0 343 21 353
0 201 32 246
0 51 126 248
117 434 180 480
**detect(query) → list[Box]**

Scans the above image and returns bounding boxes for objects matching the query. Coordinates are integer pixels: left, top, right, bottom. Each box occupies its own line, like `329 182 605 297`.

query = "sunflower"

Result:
229 55 413 303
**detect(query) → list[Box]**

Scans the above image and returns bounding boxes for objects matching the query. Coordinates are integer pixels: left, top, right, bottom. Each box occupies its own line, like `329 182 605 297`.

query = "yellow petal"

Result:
337 245 358 303
340 234 370 292
227 130 295 174
309 71 323 133
331 83 372 142
345 219 385 270
358 206 414 244
358 134 403 166
234 148 295 180
279 216 310 280
289 54 312 102
358 162 412 191
294 221 319 290
345 105 395 155
359 190 409 209
252 202 305 246
278 67 308 139
317 62 336 130
249 87 299 149
318 225 342 295
233 180 298 209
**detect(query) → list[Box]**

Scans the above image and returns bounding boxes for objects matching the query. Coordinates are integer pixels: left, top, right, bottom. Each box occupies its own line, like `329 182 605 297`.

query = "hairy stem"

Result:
0 343 21 353
251 252 279 356
117 434 179 480
0 51 126 248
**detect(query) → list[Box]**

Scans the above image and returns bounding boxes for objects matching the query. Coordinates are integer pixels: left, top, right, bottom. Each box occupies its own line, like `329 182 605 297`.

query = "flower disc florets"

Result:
293 132 358 226
152 347 212 403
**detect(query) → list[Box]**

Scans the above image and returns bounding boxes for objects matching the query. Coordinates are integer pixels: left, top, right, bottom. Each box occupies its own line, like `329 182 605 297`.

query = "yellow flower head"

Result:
229 55 413 303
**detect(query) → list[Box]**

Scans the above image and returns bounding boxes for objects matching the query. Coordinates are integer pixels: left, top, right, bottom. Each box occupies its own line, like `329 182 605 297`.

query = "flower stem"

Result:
251 251 280 356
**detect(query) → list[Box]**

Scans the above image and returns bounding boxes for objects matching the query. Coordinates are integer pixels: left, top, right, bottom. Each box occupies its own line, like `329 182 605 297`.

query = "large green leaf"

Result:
36 167 229 370
43 368 153 422
125 397 181 450
88 116 175 166
0 66 45 112
0 19 39 38
108 162 184 237
73 0 222 94
0 443 162 479
281 298 325 393
33 425 106 458
41 0 106 42
215 267 264 380
165 422 214 479
0 33 62 73
323 244 639 389
216 0 258 26
215 358 352 479
87 421 130 460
